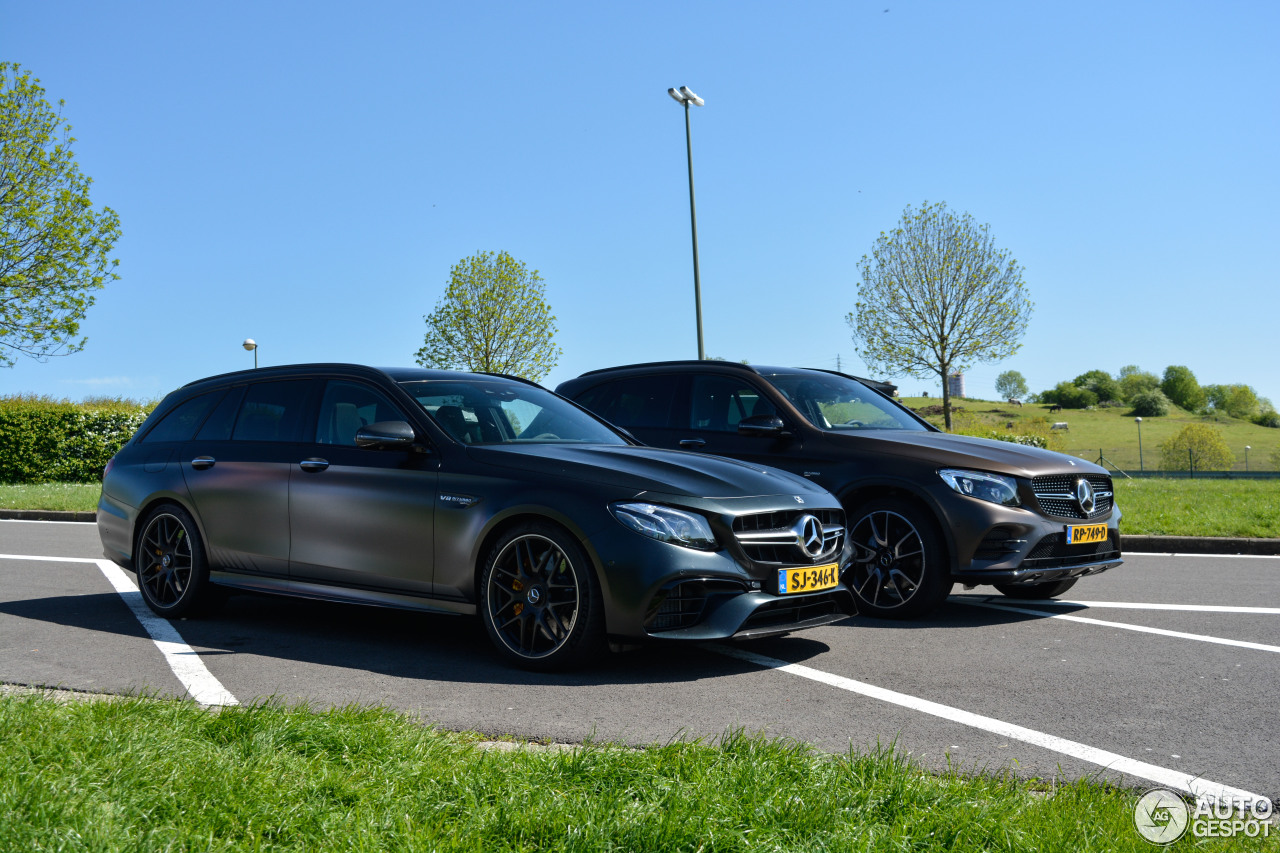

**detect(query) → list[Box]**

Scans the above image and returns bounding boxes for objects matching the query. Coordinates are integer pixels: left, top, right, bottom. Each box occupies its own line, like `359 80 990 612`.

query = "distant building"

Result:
947 373 965 399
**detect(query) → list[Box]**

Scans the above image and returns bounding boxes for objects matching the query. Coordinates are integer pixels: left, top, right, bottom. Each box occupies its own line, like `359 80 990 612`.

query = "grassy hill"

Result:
900 396 1280 472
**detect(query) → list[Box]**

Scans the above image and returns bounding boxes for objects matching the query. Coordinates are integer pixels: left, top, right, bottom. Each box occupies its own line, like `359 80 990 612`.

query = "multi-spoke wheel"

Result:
479 523 604 670
847 498 952 619
135 504 213 618
994 578 1078 599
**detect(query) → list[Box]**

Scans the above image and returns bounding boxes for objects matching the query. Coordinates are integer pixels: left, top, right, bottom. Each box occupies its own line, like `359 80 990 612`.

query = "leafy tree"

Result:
994 370 1028 401
1039 381 1096 409
1 63 120 367
846 201 1033 430
1158 423 1234 472
1128 389 1170 417
1117 365 1160 402
1072 369 1120 403
1204 384 1259 420
1254 398 1280 429
415 250 561 382
1161 365 1206 411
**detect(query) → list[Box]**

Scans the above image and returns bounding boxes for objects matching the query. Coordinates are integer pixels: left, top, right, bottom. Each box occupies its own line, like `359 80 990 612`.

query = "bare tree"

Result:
847 202 1032 430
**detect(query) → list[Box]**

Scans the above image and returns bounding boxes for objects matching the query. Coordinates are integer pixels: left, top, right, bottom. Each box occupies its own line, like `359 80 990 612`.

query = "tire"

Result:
993 578 1078 599
134 504 216 618
846 498 953 618
478 522 605 670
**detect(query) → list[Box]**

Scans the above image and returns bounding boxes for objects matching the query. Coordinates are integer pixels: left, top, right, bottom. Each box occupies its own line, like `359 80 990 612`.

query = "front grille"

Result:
732 509 845 565
644 579 746 633
1022 531 1121 569
1031 474 1114 520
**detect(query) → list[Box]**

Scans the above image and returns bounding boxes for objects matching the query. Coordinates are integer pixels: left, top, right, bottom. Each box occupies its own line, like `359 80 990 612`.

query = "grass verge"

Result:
0 482 99 512
3 480 1280 539
1115 478 1280 538
6 692 1261 852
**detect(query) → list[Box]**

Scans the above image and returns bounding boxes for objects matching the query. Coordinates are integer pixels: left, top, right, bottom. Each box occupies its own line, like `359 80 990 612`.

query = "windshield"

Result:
765 373 928 432
400 379 628 446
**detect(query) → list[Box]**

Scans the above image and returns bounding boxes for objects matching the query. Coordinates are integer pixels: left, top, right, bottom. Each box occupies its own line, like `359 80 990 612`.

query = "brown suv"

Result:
558 361 1122 618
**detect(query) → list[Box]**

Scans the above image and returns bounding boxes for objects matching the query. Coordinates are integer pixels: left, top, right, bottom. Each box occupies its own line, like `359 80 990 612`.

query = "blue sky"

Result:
4 1 1278 408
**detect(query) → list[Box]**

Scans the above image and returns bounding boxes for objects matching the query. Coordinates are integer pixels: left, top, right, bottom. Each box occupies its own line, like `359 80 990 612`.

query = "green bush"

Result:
1128 389 1170 417
0 396 152 484
1158 422 1234 472
1039 381 1097 409
955 428 1048 449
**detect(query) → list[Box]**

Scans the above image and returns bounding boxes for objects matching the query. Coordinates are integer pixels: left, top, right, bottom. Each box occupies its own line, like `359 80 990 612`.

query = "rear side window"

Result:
140 391 224 444
577 375 677 429
231 381 313 442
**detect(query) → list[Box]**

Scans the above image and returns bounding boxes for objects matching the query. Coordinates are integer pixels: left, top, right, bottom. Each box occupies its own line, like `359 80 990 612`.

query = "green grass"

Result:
5 693 1265 852
1116 479 1280 538
0 482 100 512
4 478 1280 538
903 396 1280 472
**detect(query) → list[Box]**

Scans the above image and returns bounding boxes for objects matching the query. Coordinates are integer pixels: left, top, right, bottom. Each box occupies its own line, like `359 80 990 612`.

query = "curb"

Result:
1124 535 1280 556
1 509 97 523
4 510 1280 556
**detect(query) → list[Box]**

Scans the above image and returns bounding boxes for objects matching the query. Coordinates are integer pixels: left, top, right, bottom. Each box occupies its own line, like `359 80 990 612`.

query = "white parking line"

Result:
1127 552 1280 560
713 645 1264 807
0 553 238 707
953 596 1280 615
953 599 1280 654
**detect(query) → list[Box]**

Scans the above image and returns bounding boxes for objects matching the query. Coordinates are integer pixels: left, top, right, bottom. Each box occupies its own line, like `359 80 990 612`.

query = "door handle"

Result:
299 458 330 473
678 438 707 449
191 456 216 470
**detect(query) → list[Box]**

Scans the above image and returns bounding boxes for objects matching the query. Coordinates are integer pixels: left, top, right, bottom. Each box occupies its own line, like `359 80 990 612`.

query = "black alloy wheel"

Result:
479 523 604 670
993 578 1079 599
847 498 952 618
135 504 213 618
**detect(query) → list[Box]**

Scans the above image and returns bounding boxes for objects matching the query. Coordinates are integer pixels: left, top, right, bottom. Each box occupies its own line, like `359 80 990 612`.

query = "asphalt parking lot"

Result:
2 518 1277 807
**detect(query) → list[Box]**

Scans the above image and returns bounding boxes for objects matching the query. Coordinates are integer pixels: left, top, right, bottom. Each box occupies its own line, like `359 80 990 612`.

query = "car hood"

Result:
824 430 1109 477
467 444 830 500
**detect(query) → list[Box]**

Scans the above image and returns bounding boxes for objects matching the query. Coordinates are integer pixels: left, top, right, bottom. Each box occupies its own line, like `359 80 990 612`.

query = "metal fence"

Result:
1064 447 1280 477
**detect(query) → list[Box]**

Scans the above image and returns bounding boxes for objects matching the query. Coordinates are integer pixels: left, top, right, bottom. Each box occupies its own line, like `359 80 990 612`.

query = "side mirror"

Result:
737 414 788 438
355 420 417 450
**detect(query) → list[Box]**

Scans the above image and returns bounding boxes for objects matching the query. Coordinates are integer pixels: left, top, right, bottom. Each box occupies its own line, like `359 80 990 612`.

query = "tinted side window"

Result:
689 375 776 432
140 391 223 443
315 380 408 446
581 375 677 429
196 386 245 441
231 381 313 442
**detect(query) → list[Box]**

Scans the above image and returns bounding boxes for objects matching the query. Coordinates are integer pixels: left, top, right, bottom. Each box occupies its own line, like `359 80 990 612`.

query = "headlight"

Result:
610 502 718 550
938 469 1021 507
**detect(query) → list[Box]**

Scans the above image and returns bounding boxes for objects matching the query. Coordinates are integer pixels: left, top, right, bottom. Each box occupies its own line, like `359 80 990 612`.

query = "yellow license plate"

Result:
1065 523 1108 545
778 563 839 595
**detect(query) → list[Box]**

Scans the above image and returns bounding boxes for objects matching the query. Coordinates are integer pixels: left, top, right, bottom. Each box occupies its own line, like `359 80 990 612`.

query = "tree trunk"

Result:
940 365 952 431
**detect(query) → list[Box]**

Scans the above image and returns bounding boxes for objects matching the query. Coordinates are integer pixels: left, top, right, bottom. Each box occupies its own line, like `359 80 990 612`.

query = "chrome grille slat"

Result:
731 509 845 565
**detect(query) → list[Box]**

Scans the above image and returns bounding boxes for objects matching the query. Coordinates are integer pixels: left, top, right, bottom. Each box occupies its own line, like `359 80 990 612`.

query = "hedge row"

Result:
0 397 154 484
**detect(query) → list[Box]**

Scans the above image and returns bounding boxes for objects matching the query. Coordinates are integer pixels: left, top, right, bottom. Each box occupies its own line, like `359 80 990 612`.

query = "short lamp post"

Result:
1134 417 1143 472
668 85 706 360
242 338 258 369
1245 445 1251 473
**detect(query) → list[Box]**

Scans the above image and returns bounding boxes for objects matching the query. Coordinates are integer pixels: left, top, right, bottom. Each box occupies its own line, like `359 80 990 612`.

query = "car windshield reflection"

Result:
765 373 927 432
399 379 628 445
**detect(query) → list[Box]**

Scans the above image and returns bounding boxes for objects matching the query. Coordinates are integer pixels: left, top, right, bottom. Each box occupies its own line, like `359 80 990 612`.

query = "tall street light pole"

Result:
1134 417 1143 472
668 86 705 360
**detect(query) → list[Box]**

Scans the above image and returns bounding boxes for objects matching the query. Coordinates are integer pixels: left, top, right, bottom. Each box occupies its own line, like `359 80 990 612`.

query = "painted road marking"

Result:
713 645 1265 807
952 596 1280 615
1126 552 1280 560
0 554 238 707
953 599 1280 654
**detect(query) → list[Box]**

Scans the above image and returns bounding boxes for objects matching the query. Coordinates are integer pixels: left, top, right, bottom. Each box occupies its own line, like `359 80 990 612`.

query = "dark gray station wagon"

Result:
98 364 855 669
558 361 1123 618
